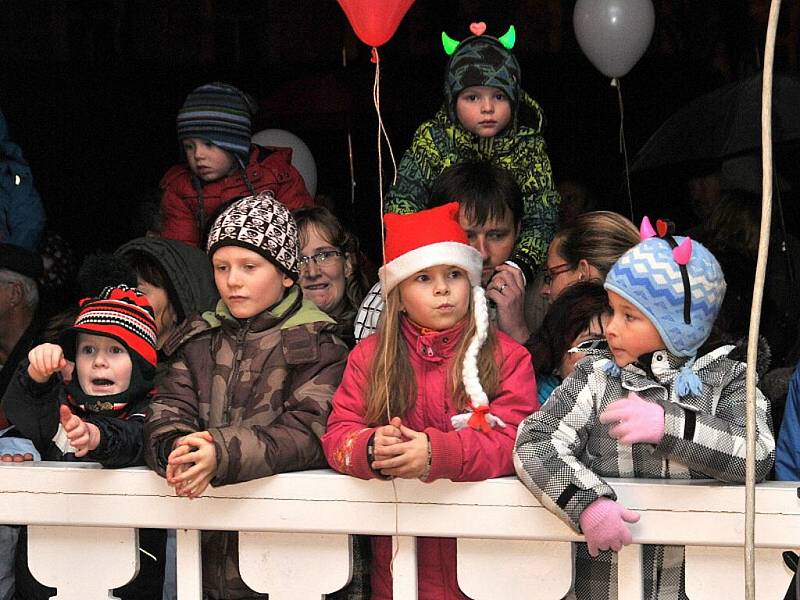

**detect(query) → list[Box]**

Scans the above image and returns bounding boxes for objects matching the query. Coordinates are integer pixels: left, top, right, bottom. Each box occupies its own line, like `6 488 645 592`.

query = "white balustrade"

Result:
0 463 798 599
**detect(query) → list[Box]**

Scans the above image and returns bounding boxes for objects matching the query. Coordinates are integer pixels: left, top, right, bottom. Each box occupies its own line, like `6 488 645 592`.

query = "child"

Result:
514 217 776 600
1 284 165 600
323 203 539 599
160 82 313 247
384 25 560 283
144 192 349 600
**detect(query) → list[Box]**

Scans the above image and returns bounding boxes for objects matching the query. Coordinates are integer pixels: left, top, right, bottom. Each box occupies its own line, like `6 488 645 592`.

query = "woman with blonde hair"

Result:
541 211 639 301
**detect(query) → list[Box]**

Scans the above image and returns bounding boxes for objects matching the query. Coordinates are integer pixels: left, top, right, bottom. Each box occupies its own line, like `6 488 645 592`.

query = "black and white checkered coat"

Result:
514 343 775 600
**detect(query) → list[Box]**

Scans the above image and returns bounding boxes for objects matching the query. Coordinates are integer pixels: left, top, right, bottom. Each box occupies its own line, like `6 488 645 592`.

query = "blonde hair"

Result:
364 286 499 426
556 211 639 277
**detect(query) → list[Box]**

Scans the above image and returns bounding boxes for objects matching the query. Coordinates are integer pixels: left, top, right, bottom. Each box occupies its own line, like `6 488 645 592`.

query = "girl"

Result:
514 217 775 600
322 203 539 599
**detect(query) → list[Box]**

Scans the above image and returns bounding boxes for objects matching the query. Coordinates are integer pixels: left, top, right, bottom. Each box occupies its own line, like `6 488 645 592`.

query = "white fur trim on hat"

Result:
379 241 482 294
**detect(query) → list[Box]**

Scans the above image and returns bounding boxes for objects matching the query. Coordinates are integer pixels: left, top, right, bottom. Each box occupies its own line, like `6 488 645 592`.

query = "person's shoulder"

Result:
160 163 191 190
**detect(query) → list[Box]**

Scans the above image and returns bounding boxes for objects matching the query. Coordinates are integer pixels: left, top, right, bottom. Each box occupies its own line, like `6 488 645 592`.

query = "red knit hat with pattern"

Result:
379 202 482 293
59 285 158 372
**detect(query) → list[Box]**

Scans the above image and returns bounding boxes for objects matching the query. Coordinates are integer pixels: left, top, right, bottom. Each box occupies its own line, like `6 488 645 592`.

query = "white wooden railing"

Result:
0 462 798 599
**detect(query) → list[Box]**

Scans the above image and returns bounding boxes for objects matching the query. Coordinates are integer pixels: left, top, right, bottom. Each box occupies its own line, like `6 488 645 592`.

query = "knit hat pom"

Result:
675 359 703 398
60 284 158 372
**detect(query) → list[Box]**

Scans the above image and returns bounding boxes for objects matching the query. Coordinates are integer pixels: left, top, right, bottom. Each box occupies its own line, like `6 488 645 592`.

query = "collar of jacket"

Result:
400 316 467 363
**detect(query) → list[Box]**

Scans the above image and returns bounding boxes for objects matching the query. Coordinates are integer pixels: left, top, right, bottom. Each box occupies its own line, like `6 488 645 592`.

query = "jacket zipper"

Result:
225 320 251 424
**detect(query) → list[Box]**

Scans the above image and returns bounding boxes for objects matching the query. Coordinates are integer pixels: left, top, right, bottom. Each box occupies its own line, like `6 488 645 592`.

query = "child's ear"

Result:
282 274 294 289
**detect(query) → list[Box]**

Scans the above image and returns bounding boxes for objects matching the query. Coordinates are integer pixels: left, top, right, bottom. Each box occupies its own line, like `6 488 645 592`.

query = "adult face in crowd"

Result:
541 211 640 303
294 206 372 347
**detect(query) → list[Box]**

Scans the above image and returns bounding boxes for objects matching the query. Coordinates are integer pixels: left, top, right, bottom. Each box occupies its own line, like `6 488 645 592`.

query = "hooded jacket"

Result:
0 109 46 250
160 144 313 247
384 34 559 281
144 287 349 600
514 342 775 600
323 318 538 600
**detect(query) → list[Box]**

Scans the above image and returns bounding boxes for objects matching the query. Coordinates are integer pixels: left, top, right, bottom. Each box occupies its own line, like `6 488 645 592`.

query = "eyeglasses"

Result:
542 262 573 285
298 250 344 271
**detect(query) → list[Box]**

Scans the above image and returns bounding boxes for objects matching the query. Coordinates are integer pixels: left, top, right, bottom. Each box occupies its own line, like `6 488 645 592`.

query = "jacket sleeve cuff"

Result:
424 428 463 482
328 427 377 480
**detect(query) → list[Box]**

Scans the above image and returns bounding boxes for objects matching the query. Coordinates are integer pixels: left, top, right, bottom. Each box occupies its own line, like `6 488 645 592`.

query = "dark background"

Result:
1 0 799 263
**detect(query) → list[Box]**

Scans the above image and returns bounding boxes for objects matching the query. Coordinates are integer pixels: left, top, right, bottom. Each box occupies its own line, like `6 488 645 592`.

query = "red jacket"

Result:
159 144 313 247
322 318 539 600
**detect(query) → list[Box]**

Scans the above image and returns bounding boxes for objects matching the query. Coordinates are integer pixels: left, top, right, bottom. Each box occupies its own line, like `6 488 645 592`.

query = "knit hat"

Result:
59 285 158 375
604 217 727 397
206 192 299 281
176 82 255 161
442 26 521 127
0 242 43 280
379 203 505 433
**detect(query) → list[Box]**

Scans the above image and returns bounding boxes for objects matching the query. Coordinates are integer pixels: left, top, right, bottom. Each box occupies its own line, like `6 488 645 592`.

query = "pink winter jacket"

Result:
322 317 539 600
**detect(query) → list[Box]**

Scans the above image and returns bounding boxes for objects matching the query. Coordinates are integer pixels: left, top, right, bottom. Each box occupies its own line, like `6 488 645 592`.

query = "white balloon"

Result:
574 0 655 79
252 128 317 197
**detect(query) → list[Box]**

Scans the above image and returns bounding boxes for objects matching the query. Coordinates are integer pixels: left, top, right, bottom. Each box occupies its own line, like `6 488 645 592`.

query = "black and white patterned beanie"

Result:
206 192 299 280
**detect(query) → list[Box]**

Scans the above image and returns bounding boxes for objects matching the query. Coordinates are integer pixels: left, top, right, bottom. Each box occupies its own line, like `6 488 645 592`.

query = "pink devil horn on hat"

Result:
639 216 656 240
673 237 693 265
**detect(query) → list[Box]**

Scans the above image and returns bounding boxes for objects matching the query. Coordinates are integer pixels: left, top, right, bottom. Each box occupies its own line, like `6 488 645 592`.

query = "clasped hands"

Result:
167 431 217 499
371 416 429 479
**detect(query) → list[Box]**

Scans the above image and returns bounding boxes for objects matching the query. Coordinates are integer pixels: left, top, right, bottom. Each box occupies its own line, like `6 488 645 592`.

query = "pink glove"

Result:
599 393 665 445
579 497 640 557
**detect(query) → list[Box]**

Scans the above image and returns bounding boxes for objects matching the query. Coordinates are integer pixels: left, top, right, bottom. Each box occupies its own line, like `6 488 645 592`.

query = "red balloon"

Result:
337 0 415 47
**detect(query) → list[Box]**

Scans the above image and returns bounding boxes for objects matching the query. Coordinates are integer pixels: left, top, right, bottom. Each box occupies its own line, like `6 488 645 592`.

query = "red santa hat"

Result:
379 203 506 433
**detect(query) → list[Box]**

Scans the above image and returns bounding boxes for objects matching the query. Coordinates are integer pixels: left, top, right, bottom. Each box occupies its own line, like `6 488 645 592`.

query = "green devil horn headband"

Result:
441 25 516 56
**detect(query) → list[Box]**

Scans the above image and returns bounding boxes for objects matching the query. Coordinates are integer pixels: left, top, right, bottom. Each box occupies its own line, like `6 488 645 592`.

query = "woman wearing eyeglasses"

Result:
294 206 374 349
541 211 639 302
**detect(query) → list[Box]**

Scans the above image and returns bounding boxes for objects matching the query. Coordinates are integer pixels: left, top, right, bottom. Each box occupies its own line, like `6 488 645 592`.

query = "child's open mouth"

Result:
92 378 115 387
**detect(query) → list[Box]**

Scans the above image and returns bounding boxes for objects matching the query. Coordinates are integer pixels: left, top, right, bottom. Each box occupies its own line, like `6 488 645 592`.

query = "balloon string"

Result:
612 77 635 221
371 45 401 582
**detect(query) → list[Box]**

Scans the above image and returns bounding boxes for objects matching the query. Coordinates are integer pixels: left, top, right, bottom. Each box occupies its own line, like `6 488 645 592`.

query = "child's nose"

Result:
481 98 494 113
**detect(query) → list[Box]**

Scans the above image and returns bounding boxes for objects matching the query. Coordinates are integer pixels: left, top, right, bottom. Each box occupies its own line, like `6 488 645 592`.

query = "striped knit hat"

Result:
176 82 255 160
604 217 726 397
206 192 300 281
59 285 158 374
380 203 505 433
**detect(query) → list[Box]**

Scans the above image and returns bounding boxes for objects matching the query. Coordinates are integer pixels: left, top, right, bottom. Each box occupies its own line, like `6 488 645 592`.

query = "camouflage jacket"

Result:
384 91 560 281
144 286 349 600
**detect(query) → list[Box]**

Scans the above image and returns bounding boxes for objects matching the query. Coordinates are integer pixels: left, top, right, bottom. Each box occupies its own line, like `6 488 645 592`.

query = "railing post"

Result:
176 528 203 600
392 536 418 599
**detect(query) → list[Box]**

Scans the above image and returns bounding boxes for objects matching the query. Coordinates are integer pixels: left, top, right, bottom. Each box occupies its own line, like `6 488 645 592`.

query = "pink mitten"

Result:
579 497 640 557
599 393 665 444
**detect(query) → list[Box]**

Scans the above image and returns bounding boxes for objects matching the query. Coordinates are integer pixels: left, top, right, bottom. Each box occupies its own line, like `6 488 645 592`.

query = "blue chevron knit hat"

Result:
604 231 726 396
176 82 255 160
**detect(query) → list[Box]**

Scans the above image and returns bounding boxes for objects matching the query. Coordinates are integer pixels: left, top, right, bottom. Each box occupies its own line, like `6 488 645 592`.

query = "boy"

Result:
514 219 775 599
2 284 165 600
144 192 349 600
356 161 548 344
160 82 313 247
384 25 560 283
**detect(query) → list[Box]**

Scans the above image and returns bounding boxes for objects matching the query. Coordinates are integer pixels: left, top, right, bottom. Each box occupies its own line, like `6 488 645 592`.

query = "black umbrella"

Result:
631 72 800 172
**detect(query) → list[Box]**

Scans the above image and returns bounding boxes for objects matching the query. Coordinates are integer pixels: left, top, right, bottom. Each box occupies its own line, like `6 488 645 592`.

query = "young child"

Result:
384 25 560 283
144 192 349 600
160 82 313 247
323 203 539 599
1 284 166 600
514 217 776 600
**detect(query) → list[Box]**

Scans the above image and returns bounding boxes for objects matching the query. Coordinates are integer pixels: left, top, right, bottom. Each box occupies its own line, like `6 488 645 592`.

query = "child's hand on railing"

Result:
167 431 216 499
58 405 100 458
28 343 71 384
371 418 430 479
579 497 640 557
